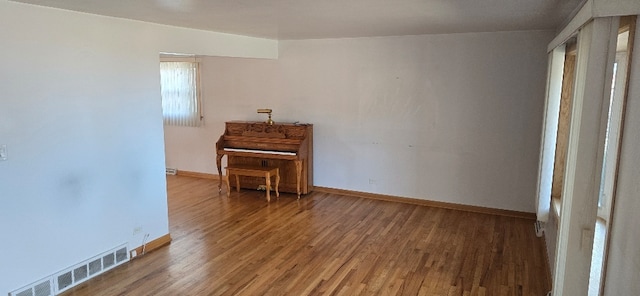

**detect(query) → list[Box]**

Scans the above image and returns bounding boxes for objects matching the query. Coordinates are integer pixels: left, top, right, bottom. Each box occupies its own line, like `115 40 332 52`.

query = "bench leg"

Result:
275 168 280 198
235 175 240 192
265 172 271 202
224 169 230 196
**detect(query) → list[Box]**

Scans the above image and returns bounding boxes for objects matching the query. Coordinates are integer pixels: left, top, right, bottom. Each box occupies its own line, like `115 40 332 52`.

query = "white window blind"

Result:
160 61 201 127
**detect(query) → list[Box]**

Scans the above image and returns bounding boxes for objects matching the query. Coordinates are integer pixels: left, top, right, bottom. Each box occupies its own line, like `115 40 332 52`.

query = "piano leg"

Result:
294 160 302 199
224 168 230 196
216 154 224 192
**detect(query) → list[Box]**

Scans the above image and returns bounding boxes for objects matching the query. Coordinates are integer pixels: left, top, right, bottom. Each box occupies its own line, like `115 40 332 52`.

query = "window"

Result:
159 59 202 127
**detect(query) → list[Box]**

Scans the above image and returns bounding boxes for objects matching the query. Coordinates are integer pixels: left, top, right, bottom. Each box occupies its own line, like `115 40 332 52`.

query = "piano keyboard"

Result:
223 148 296 156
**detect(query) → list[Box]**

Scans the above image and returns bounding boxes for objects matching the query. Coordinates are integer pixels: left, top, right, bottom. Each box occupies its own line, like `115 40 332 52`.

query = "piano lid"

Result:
225 121 309 140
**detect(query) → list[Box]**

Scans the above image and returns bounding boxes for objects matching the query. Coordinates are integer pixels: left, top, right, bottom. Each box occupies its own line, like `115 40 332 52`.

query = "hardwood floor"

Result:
62 175 550 296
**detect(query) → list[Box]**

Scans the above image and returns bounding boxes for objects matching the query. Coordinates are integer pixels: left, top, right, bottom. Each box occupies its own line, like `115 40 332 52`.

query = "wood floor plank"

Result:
61 175 550 296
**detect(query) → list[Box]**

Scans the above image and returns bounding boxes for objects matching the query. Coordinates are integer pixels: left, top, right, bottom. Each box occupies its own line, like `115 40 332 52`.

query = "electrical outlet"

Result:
133 226 143 235
0 144 7 161
368 179 377 185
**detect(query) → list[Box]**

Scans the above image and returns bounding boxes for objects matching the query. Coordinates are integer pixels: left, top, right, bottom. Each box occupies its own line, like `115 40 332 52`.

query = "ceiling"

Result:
12 0 585 40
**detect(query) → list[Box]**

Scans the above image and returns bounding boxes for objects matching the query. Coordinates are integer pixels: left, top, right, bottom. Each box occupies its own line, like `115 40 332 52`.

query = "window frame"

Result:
159 56 203 127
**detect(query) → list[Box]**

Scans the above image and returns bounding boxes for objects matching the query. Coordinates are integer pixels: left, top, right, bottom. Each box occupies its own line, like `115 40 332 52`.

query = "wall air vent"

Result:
53 244 129 294
9 277 53 296
9 244 129 296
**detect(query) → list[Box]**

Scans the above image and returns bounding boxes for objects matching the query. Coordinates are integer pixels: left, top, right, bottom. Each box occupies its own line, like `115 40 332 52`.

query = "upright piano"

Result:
216 121 313 197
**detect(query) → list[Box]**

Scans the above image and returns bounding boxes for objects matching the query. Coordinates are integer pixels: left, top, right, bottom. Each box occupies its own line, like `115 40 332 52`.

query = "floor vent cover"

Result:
9 243 129 296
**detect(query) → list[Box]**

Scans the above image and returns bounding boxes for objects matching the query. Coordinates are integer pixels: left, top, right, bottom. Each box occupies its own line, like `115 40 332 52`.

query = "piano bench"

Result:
224 165 280 202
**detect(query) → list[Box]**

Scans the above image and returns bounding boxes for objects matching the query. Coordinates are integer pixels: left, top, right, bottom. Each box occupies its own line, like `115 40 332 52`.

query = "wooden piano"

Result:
216 121 313 197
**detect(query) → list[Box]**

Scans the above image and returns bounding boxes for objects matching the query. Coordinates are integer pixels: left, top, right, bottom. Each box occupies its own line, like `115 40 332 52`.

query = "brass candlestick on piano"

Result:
257 109 274 125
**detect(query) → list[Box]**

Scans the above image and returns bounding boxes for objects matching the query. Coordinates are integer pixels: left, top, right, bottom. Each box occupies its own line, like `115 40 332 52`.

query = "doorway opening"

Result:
550 38 577 214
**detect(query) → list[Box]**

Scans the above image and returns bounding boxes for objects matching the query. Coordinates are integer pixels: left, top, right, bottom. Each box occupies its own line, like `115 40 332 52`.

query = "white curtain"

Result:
160 61 200 127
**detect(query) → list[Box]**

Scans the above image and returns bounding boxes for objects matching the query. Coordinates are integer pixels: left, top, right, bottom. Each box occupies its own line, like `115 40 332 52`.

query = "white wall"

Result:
546 210 559 280
0 1 276 293
279 32 552 212
165 31 554 213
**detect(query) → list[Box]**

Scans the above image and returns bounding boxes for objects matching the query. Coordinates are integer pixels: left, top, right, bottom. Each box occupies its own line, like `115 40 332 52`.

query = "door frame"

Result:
551 17 619 296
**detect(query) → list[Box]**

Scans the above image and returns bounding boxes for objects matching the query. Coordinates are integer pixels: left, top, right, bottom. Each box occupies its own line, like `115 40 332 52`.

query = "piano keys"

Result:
223 148 296 156
216 121 313 197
